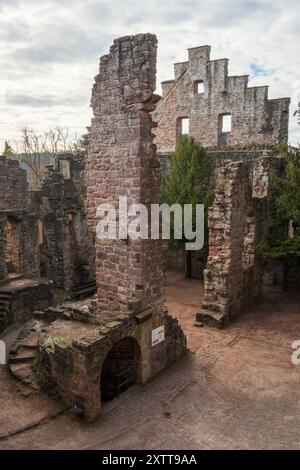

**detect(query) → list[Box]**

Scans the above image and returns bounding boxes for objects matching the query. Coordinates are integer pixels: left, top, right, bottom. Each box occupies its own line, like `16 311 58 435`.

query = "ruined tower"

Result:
85 33 165 318
37 34 186 420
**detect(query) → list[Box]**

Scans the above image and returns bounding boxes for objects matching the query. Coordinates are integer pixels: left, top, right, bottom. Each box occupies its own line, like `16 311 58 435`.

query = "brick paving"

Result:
1 272 300 449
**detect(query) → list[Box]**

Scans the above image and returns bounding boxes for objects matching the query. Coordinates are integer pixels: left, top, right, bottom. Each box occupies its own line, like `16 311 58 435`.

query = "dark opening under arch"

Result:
100 337 140 402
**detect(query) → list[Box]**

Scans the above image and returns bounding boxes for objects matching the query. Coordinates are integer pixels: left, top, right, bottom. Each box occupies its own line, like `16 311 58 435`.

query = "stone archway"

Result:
100 337 141 402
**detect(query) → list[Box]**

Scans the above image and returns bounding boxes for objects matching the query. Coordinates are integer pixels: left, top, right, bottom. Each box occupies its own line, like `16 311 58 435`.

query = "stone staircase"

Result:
72 279 97 299
8 320 46 392
0 291 13 333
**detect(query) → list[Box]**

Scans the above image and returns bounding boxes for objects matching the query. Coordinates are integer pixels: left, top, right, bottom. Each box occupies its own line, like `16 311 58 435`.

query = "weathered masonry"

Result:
153 45 290 153
35 154 95 293
85 33 164 316
0 157 38 282
0 157 52 333
0 153 95 334
153 44 290 326
197 154 282 327
38 34 186 420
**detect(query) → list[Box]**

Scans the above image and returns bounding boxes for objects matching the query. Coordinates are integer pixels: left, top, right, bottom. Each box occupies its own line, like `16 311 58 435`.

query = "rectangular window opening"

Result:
195 80 204 94
222 114 232 133
59 160 71 179
180 117 189 135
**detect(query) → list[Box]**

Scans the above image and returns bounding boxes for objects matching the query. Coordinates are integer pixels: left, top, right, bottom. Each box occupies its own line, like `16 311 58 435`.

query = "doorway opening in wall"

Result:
5 217 23 277
100 337 141 402
218 113 232 146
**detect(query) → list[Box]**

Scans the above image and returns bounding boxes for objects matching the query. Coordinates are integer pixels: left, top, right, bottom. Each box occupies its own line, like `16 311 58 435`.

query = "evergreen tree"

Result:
259 146 300 288
161 136 214 277
3 141 13 158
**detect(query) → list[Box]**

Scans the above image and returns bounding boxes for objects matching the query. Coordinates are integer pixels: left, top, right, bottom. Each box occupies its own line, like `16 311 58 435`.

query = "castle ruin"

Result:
153 44 290 326
0 35 292 419
154 45 289 153
34 34 186 420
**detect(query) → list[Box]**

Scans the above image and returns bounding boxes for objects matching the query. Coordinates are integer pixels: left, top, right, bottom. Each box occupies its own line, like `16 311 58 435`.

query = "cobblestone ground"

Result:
1 271 300 450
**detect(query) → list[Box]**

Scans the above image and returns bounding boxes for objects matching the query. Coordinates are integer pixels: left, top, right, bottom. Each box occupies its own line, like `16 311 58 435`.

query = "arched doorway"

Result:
100 337 140 402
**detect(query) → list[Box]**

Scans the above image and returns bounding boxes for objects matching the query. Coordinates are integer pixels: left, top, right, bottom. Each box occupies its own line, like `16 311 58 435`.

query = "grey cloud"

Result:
0 0 299 145
196 0 278 28
85 0 276 30
0 18 28 42
0 0 20 11
6 93 88 108
8 0 273 68
12 23 110 64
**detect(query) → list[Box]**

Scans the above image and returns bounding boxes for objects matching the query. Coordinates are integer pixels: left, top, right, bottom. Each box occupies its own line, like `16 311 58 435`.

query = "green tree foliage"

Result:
272 146 300 224
161 136 215 277
3 141 13 158
259 146 300 287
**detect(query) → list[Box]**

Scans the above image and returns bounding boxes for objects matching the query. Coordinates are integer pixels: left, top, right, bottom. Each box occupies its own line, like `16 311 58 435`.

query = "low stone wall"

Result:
0 281 53 335
37 301 186 420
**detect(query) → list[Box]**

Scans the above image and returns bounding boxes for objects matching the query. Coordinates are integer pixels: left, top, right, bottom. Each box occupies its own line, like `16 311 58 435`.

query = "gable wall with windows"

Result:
153 45 290 154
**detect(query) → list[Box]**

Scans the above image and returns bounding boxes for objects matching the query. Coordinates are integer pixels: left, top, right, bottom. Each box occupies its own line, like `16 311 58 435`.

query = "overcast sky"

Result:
0 0 299 149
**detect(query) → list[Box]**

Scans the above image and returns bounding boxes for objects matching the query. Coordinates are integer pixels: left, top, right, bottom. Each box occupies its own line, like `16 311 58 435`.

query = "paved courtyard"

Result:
1 271 300 450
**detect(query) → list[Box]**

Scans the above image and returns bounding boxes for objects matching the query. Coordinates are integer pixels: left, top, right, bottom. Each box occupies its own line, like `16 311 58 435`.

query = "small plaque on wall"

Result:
151 325 165 347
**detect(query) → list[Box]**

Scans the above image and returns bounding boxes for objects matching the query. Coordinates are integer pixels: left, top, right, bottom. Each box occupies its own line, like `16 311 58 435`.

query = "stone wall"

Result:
0 156 28 212
0 214 8 283
38 34 186 420
0 156 40 282
0 280 53 334
38 301 186 419
197 157 278 326
85 33 165 316
153 45 290 154
0 154 95 291
166 246 205 278
35 156 95 290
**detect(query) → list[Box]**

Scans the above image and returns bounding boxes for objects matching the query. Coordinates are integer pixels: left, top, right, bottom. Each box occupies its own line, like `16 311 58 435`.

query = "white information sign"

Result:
151 325 165 347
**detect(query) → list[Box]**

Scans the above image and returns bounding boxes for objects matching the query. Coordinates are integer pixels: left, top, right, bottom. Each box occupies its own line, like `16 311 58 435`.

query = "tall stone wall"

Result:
38 34 186 420
0 154 95 291
0 156 28 211
36 158 95 290
153 45 290 154
197 157 277 326
0 156 39 281
85 34 165 317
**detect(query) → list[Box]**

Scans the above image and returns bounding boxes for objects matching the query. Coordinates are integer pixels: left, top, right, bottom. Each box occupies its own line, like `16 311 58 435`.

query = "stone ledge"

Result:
196 310 229 328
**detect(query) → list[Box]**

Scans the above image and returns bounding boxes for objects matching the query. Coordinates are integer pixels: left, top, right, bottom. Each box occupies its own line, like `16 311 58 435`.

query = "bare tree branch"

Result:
14 127 77 188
